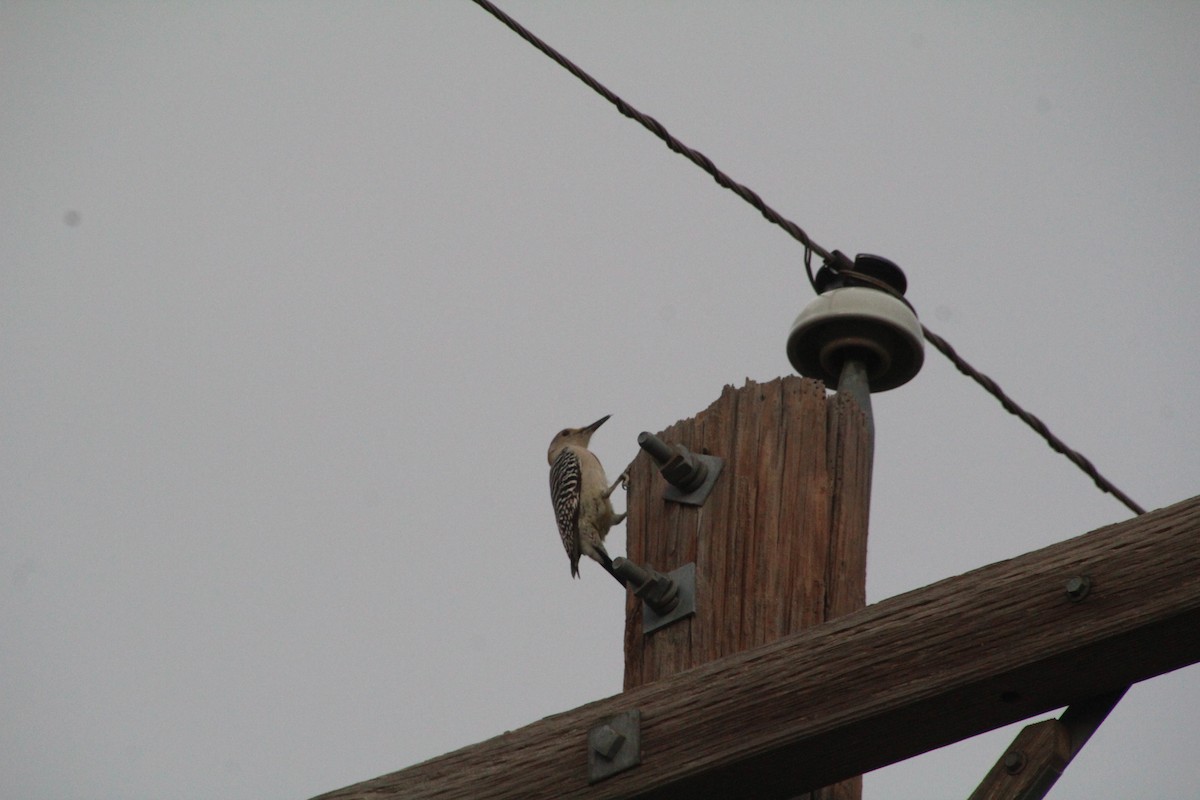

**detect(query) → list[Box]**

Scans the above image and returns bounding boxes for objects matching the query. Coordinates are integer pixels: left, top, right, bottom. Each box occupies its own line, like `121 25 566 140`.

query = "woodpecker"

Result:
547 414 628 579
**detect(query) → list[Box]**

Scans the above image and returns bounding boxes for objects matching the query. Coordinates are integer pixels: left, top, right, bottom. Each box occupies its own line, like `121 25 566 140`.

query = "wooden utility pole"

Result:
622 376 872 799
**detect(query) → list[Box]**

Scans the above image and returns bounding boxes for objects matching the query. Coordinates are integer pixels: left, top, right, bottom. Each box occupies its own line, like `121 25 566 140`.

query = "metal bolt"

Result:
612 558 681 615
1065 575 1092 602
636 432 675 465
1003 749 1026 775
590 724 626 761
588 711 641 784
637 432 709 493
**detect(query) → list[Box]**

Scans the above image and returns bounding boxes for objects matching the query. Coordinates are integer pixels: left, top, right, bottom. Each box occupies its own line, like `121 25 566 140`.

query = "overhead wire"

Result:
920 327 1145 514
470 0 831 269
470 0 1146 517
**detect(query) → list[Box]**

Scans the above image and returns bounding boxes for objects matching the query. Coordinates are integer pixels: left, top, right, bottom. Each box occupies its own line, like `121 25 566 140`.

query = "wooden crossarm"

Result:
311 495 1200 800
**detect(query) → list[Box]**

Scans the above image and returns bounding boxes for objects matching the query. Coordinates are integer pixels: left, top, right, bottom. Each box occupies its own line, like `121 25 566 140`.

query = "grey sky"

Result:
3 3 1198 798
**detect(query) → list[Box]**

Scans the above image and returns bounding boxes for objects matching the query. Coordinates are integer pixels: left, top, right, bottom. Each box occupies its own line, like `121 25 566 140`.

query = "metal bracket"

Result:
587 710 641 784
642 562 696 634
637 432 724 506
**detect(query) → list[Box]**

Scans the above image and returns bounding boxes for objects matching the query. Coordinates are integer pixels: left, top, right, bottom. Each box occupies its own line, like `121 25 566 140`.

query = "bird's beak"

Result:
584 414 611 434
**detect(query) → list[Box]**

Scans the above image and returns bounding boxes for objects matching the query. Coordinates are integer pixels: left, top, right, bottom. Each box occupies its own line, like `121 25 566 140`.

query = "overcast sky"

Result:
3 3 1199 799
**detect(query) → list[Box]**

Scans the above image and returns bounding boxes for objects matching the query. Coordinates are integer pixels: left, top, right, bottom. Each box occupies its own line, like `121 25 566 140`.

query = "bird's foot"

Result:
603 469 630 499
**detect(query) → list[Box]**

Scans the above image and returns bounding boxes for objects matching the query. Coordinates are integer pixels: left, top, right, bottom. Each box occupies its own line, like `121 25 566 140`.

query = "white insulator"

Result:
786 286 924 392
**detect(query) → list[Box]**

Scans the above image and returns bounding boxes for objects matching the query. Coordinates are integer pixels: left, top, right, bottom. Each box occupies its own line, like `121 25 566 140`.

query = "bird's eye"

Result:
560 429 571 437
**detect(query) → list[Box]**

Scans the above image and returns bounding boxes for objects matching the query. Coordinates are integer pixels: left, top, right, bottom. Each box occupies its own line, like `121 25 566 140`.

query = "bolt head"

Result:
589 725 626 760
1065 575 1092 601
1003 750 1027 774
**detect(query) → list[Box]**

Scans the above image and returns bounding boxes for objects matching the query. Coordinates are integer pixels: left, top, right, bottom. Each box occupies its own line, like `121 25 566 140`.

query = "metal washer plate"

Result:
643 562 696 634
588 710 641 783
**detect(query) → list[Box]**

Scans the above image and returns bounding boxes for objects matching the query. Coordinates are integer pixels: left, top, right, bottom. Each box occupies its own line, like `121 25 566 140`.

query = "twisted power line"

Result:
919 327 1145 514
471 0 1146 517
471 0 831 262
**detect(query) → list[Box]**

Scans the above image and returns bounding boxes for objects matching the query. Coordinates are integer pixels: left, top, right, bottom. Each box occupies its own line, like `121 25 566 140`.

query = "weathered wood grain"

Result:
310 495 1200 800
622 377 866 800
825 391 871 619
624 378 863 688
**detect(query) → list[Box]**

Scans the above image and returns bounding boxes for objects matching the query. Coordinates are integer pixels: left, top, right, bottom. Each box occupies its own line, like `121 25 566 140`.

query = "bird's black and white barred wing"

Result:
549 447 583 577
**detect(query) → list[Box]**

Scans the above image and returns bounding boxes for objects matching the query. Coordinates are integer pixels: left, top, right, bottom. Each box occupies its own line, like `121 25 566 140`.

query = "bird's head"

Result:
547 414 610 464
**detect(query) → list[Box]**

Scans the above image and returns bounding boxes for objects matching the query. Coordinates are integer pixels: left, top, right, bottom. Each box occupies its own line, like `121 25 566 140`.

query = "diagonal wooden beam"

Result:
310 495 1200 800
967 675 1130 799
967 718 1072 800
